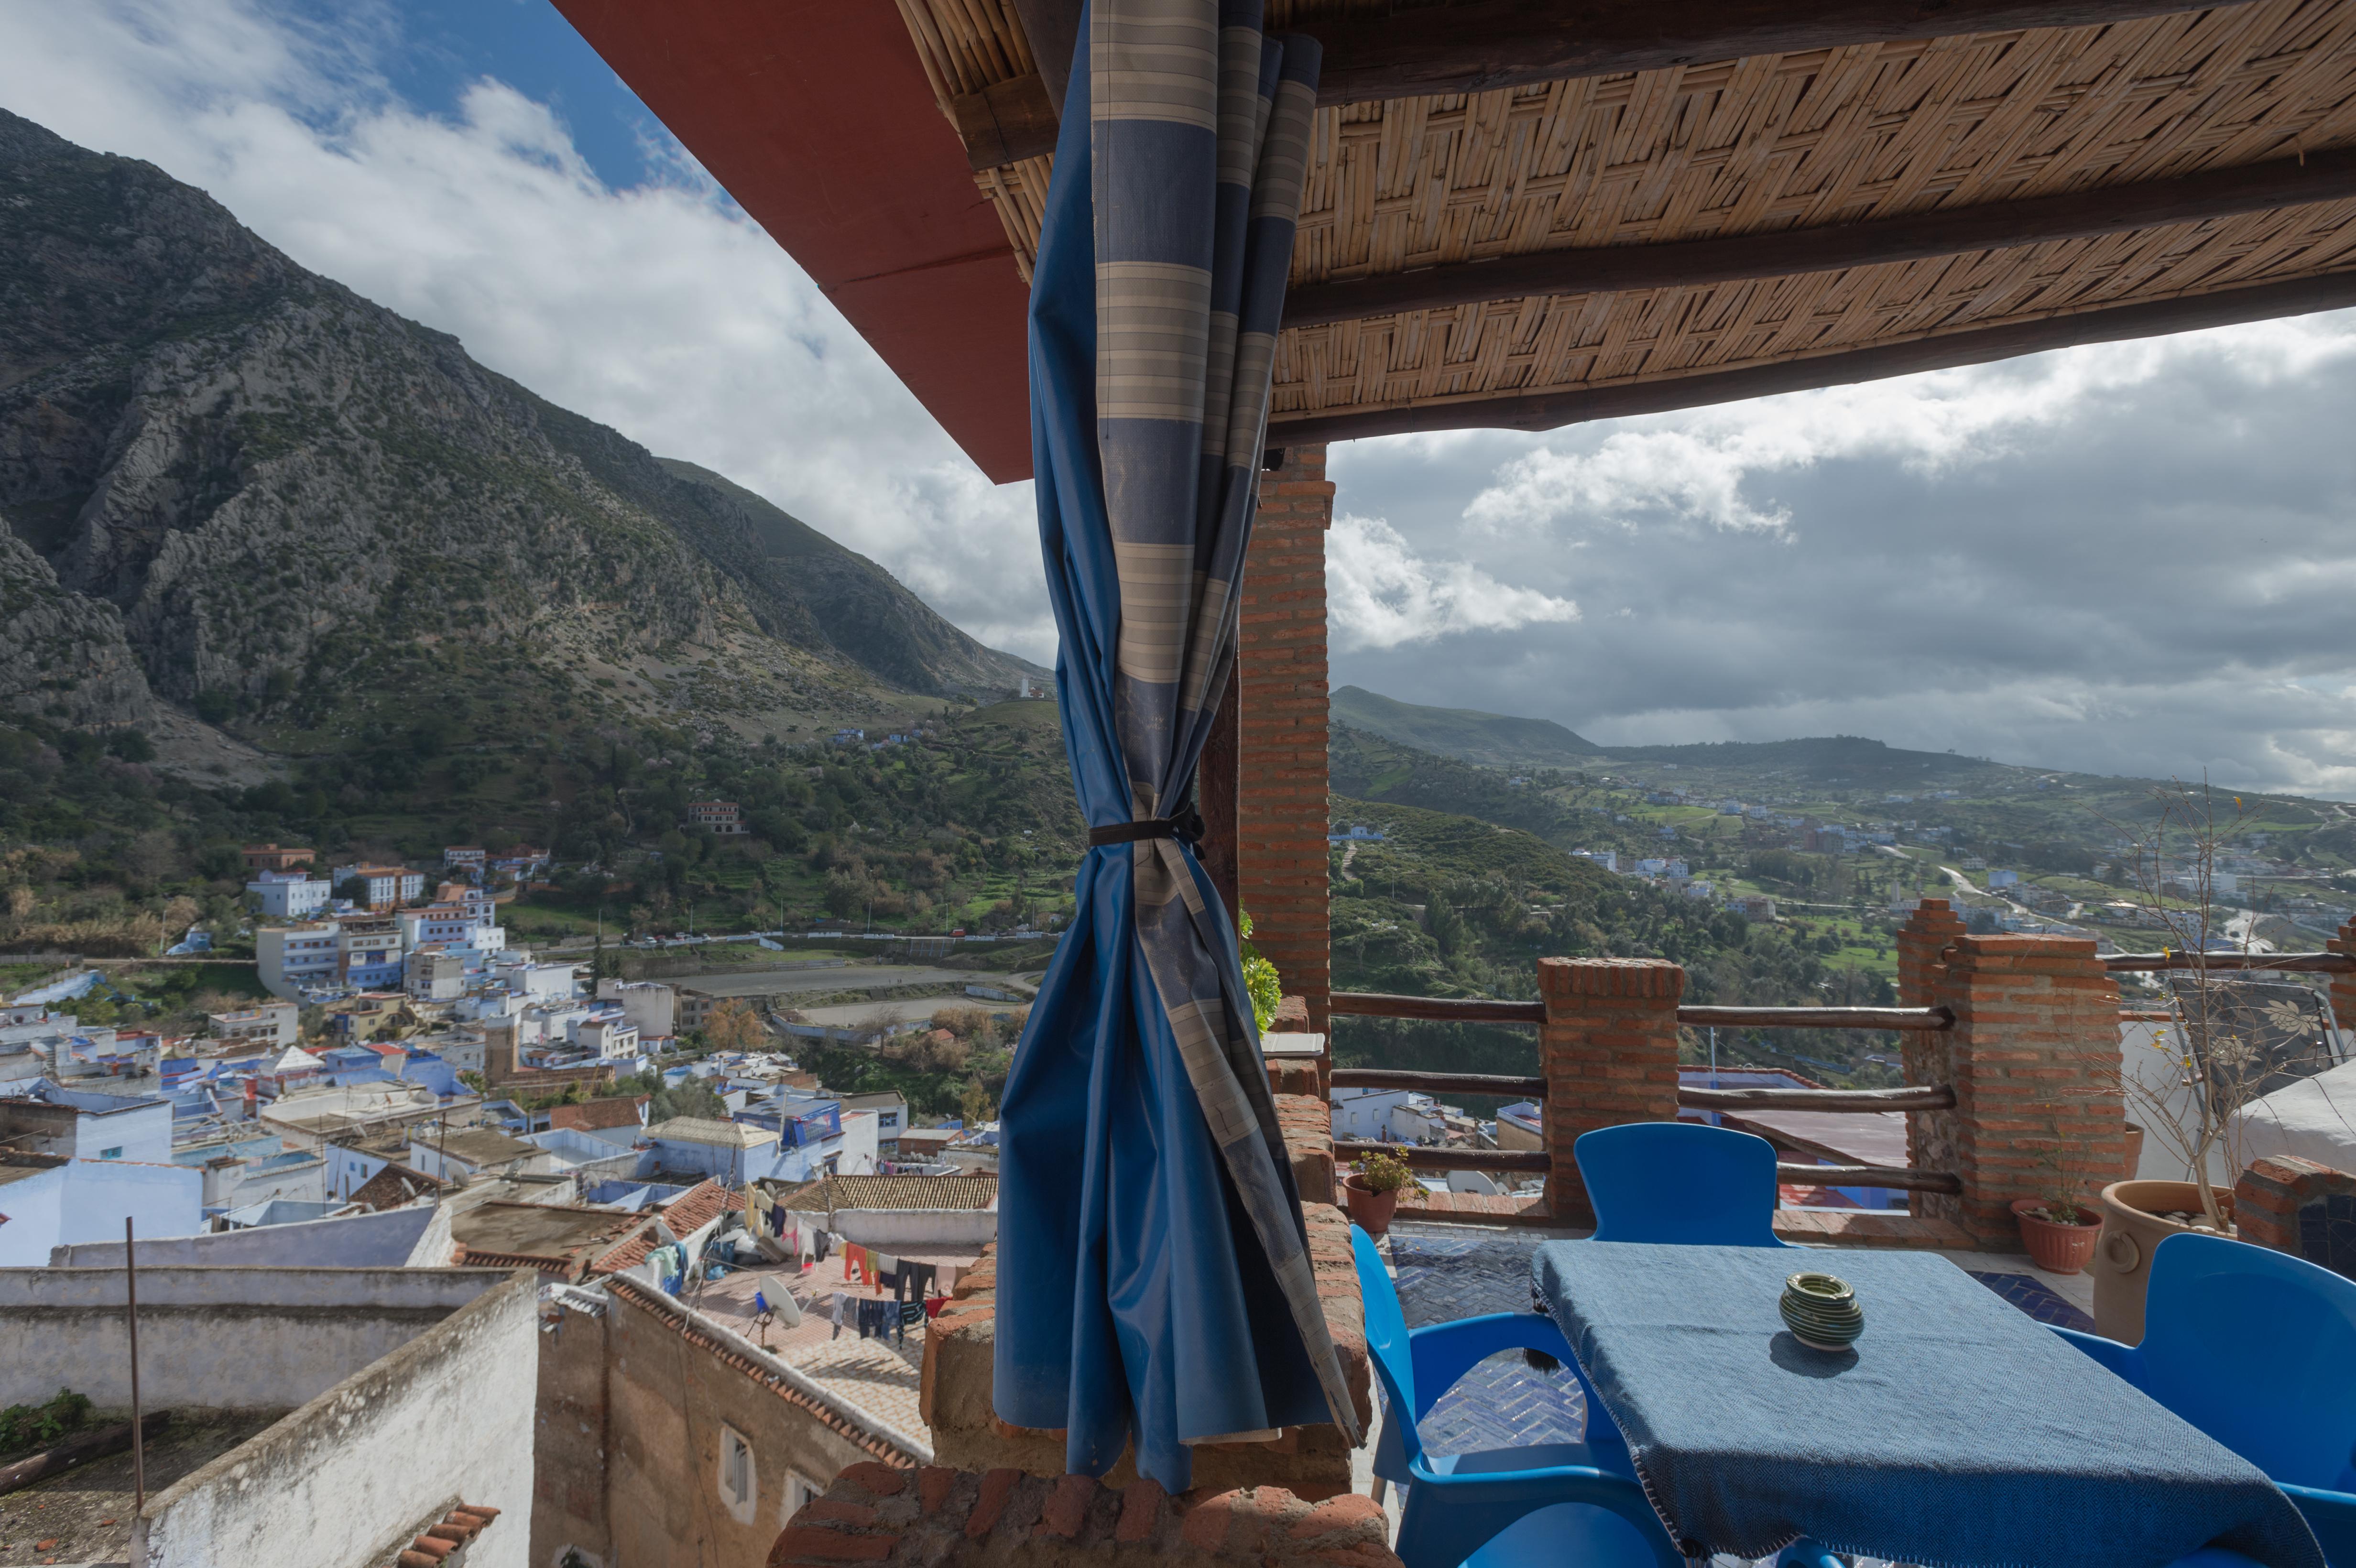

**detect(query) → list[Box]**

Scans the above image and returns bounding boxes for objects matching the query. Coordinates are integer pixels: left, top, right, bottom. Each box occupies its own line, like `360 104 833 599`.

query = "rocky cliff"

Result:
0 108 1041 744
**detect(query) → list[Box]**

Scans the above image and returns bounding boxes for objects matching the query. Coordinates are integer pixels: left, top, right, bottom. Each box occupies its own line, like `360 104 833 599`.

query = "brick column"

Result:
1238 445 1333 1033
1538 958 1684 1227
2328 918 2356 1055
1895 899 1967 1210
1901 931 2124 1250
2234 1154 2356 1276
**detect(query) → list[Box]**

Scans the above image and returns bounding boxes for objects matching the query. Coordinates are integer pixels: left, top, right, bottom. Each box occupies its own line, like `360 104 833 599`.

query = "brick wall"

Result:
769 1464 1402 1567
1894 915 2125 1249
1538 958 1684 1227
2235 1154 2356 1279
1239 445 1334 1034
914 1097 1375 1488
2330 918 2356 1058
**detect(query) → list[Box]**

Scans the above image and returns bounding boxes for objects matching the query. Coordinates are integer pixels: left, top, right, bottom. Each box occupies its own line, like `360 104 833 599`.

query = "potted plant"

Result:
1342 1145 1414 1237
2084 782 2323 1340
2012 1148 2102 1273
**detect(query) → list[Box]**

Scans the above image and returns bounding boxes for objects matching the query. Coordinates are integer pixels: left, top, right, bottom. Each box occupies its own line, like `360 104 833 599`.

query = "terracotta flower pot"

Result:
2092 1179 2237 1343
1342 1174 1401 1238
2011 1198 2101 1275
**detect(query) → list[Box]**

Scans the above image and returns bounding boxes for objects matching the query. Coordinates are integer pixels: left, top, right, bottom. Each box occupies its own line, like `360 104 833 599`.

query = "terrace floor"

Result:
679 1252 981 1440
1356 1216 2100 1523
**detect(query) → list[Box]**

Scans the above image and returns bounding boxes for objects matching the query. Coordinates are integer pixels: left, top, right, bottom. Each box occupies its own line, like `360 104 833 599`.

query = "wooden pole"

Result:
125 1217 145 1514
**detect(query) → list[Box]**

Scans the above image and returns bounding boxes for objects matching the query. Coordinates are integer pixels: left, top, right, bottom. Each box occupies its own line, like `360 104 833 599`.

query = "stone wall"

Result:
134 1271 537 1568
601 1276 919 1568
770 1464 1402 1567
532 1292 613 1568
1239 445 1334 1034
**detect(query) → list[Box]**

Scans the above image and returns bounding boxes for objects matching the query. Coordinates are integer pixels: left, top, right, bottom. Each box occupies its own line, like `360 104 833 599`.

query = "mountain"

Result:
0 108 1040 759
1330 686 1601 767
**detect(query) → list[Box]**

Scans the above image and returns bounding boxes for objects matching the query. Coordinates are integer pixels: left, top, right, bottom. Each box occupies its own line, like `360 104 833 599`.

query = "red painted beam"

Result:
551 0 1036 483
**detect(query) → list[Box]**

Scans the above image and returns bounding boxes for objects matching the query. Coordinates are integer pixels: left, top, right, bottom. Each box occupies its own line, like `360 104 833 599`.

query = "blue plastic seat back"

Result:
1575 1122 1789 1247
2137 1233 2356 1493
1352 1223 1424 1466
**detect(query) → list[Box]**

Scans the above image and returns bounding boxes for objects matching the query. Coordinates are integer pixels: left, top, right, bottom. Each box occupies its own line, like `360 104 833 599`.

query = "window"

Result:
99 1147 123 1160
717 1425 756 1523
782 1471 819 1525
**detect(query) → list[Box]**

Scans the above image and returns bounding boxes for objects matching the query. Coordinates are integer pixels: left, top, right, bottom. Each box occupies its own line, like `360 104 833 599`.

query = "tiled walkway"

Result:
1386 1223 2099 1457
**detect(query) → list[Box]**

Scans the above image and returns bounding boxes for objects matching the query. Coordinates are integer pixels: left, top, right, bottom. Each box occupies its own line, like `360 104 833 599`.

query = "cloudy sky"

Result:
4 0 2353 797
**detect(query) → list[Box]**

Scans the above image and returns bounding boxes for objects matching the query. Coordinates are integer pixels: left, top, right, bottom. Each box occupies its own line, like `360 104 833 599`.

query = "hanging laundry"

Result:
842 1242 867 1284
830 1292 848 1340
924 1296 948 1319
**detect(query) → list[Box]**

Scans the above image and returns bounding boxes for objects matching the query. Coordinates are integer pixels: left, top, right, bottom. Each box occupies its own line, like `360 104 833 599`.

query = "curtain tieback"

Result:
1087 807 1205 849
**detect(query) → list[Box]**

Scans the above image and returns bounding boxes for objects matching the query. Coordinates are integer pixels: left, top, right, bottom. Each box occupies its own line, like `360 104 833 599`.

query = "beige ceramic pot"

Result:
2092 1179 2235 1342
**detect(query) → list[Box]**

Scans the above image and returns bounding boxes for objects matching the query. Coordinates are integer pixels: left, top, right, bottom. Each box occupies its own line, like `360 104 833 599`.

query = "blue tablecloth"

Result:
1531 1242 2323 1568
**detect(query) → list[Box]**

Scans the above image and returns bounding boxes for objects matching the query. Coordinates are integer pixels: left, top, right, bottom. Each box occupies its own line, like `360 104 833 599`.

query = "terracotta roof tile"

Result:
660 1177 738 1237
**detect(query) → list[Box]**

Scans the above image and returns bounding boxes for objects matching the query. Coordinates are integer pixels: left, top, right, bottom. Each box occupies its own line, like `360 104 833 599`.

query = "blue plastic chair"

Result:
2053 1232 2356 1566
1353 1225 1681 1568
1574 1122 1793 1248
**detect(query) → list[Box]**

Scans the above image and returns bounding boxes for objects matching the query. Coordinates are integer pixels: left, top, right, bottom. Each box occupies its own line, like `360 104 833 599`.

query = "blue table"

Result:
1532 1242 2322 1568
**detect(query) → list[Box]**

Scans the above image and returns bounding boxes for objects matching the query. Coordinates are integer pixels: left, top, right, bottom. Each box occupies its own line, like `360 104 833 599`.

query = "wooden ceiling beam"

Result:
1283 146 2356 327
1308 0 2261 104
1265 267 2356 444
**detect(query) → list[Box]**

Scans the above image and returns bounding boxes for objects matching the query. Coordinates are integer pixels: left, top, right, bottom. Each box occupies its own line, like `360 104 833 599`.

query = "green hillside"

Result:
1331 685 1600 766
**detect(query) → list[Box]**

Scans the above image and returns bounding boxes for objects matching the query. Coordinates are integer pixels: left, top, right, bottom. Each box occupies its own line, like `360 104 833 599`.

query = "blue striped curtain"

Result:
996 0 1352 1492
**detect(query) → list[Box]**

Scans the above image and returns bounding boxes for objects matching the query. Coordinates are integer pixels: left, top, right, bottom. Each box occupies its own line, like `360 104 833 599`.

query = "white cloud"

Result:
1457 318 2356 541
0 0 1053 657
1328 513 1578 651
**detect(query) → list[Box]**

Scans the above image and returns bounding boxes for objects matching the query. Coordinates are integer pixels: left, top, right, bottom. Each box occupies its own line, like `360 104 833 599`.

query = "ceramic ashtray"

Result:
1779 1271 1865 1351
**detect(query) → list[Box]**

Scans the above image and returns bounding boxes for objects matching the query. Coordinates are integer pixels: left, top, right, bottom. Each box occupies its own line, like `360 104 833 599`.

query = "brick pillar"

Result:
1902 931 2125 1250
1895 899 1967 1213
2329 918 2356 1055
2234 1154 2356 1277
1538 958 1685 1227
1238 445 1333 1033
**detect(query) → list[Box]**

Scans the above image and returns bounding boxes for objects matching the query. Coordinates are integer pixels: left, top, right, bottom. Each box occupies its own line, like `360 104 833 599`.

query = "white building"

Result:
0 1156 203 1266
210 1001 299 1051
577 1012 641 1061
247 869 332 918
499 959 579 1002
0 1079 175 1164
1329 1087 1449 1145
598 979 677 1043
1988 869 2021 889
257 923 340 1001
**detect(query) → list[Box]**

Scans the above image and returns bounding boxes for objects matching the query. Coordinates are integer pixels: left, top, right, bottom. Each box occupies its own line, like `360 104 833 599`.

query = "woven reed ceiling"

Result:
894 0 2356 439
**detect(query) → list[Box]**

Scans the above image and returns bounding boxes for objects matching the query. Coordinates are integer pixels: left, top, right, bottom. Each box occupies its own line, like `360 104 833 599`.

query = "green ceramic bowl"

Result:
1779 1271 1864 1350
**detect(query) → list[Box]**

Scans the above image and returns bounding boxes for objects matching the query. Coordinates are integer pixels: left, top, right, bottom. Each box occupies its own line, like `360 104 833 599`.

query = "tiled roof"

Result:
768 1173 998 1213
348 1160 448 1211
646 1115 776 1148
659 1177 737 1237
392 1501 499 1568
591 1228 664 1275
